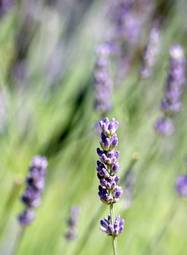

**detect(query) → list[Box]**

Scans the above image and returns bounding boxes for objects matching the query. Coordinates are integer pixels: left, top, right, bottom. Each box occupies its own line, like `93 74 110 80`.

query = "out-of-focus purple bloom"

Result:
100 215 125 237
110 0 141 44
161 45 186 116
155 45 186 136
18 210 35 226
18 156 48 226
141 23 161 78
65 207 80 241
108 0 154 81
154 117 174 136
96 118 123 204
176 175 187 197
0 0 13 17
94 43 113 113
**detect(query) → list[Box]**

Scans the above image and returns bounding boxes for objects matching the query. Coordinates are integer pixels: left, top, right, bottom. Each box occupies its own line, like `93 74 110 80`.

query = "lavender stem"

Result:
112 236 118 255
110 204 118 255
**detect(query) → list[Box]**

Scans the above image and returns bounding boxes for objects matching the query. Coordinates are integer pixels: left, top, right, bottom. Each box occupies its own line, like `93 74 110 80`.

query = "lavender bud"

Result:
18 209 35 226
100 215 125 237
65 207 80 241
176 175 187 197
154 117 174 136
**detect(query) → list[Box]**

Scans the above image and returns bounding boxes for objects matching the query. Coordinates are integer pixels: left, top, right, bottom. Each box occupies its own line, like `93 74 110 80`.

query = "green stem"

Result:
112 236 117 255
110 204 118 255
12 227 25 255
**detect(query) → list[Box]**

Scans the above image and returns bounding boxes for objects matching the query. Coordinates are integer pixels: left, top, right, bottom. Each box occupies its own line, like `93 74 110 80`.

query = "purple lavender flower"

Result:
65 207 80 241
110 0 135 42
18 156 48 226
141 23 161 78
176 175 187 197
94 43 113 113
100 215 125 237
97 118 123 204
108 0 154 81
96 117 124 240
18 210 35 226
155 45 186 136
154 117 174 136
161 45 186 116
0 0 13 17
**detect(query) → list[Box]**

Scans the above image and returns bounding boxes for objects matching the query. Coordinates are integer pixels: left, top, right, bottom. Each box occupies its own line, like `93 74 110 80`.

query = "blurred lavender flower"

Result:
65 207 80 241
18 156 48 226
176 175 187 197
108 0 154 81
155 45 186 136
96 117 124 240
94 43 113 114
154 117 174 136
0 0 13 17
110 0 134 42
161 45 186 115
141 23 161 78
18 210 35 226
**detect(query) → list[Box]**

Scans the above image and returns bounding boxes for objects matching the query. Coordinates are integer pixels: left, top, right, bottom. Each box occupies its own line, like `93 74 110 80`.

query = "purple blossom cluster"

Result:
176 175 187 197
110 0 147 45
110 0 134 42
97 118 123 204
100 215 124 237
108 0 154 80
155 45 186 136
96 117 124 237
0 0 13 17
94 43 113 114
65 207 80 241
18 156 48 226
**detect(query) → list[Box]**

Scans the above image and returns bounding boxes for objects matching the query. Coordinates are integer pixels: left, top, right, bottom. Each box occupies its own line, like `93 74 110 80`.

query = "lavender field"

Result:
0 1 187 255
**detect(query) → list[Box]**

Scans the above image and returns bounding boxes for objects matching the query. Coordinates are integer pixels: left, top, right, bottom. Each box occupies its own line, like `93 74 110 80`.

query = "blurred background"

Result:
0 0 187 254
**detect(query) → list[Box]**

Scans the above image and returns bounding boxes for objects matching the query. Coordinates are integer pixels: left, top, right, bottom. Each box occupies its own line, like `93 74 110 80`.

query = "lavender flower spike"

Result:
96 117 124 254
18 156 48 226
161 45 186 116
94 43 113 114
100 215 125 237
141 23 161 78
97 118 123 205
176 175 187 197
155 44 186 136
65 207 80 241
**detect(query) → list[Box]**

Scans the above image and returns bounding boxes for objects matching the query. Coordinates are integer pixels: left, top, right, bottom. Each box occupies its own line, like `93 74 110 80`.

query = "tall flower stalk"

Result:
94 43 113 115
13 156 47 254
155 45 186 136
65 207 80 241
18 156 48 226
96 117 125 255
